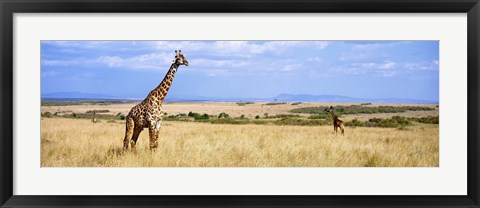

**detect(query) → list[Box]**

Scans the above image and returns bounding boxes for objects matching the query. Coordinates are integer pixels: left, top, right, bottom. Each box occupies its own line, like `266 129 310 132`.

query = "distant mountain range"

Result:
270 94 437 104
42 92 438 104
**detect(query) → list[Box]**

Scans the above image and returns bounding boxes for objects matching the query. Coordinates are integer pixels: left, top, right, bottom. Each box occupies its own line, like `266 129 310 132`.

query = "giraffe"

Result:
92 110 97 123
325 106 345 135
123 50 189 151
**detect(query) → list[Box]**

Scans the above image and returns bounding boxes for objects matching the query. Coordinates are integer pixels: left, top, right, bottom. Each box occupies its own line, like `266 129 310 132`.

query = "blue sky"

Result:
41 40 439 101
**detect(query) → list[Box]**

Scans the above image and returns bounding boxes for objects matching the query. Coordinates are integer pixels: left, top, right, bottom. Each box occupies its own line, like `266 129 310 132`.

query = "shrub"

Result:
218 112 230 118
255 115 260 119
210 118 249 125
409 116 439 124
308 114 330 120
86 110 110 114
266 114 301 119
266 102 287 105
236 102 254 106
194 113 210 120
188 111 200 118
367 116 412 128
345 119 364 127
42 112 53 118
273 118 328 126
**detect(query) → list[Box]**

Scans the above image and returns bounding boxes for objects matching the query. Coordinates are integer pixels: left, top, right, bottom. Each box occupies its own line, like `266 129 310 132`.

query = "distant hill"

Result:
41 92 438 104
271 93 437 104
273 94 358 102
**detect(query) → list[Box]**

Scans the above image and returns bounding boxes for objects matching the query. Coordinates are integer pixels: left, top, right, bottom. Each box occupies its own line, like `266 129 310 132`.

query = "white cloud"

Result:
154 41 329 58
97 56 124 67
378 61 396 69
350 61 396 70
403 60 439 71
190 58 251 68
97 52 172 70
378 70 396 77
41 57 92 67
337 59 438 77
281 64 302 72
337 61 398 77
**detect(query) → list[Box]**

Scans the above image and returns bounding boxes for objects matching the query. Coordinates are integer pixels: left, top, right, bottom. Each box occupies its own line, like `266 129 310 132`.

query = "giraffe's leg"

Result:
130 125 143 151
148 119 162 151
123 117 135 150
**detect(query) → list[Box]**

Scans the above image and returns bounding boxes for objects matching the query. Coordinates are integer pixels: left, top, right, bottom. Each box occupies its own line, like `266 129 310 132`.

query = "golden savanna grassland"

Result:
41 102 439 167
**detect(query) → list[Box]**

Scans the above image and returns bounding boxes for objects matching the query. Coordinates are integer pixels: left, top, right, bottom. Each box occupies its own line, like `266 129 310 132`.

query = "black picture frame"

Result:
1 0 479 207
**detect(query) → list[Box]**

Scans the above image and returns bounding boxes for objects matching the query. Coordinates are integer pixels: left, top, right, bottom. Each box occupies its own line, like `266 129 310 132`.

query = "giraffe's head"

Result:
324 106 334 113
173 50 189 66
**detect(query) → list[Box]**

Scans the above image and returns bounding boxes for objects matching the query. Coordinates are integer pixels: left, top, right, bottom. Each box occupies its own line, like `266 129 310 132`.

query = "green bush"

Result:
218 112 230 118
308 114 330 120
273 118 328 126
42 112 53 118
236 102 254 106
409 116 439 124
345 119 364 127
210 118 249 125
86 110 109 114
266 114 301 119
367 116 412 128
194 113 210 120
266 102 287 105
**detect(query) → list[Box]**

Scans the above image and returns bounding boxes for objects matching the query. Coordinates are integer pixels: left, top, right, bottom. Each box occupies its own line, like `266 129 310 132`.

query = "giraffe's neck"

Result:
145 63 179 106
330 111 338 119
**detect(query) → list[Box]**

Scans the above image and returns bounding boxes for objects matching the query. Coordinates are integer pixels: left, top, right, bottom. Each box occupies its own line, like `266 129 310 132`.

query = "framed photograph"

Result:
1 0 479 207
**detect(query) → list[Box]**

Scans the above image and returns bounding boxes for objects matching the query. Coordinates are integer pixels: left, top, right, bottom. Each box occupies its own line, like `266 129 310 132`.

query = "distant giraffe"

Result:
325 106 345 135
123 50 189 151
92 110 97 123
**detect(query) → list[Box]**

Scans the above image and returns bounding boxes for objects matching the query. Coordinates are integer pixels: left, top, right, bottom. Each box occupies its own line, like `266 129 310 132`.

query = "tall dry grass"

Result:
41 117 438 167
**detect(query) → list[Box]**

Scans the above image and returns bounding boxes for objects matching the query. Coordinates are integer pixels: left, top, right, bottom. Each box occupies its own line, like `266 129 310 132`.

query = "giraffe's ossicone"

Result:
123 50 189 151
